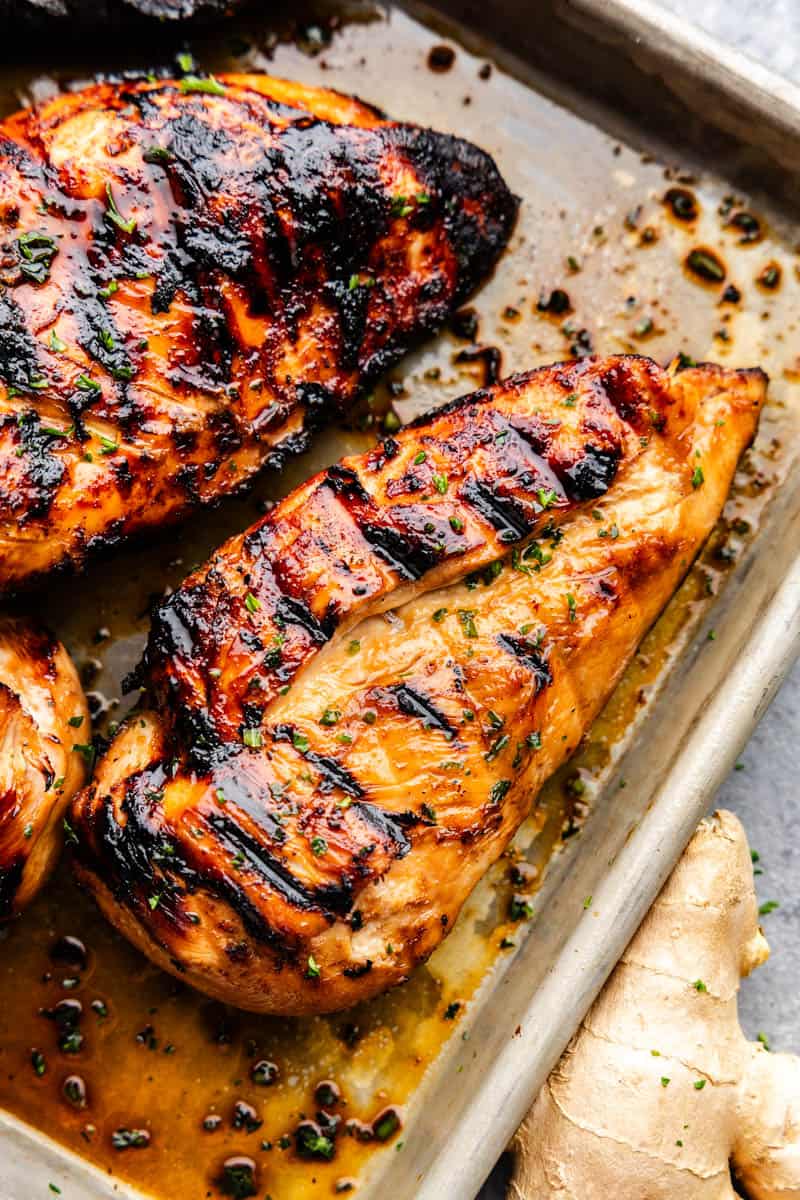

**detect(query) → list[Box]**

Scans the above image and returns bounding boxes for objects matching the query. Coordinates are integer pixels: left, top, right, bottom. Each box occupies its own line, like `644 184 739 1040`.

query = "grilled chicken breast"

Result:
71 355 765 1013
0 617 88 919
0 73 516 590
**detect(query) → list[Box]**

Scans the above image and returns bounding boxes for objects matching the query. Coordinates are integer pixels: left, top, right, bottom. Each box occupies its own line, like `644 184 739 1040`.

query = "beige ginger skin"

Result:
510 809 800 1199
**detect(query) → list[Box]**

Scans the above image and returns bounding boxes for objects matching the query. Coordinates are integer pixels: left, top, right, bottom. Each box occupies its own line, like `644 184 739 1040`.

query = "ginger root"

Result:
510 810 800 1198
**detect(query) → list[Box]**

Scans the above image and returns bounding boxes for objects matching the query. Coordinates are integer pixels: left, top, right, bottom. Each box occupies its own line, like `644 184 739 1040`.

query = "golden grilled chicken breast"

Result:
0 73 517 591
71 355 765 1013
0 617 88 918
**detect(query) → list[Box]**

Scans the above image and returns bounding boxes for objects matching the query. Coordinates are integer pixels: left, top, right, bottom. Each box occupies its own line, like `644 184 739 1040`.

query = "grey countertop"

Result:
479 2 800 1195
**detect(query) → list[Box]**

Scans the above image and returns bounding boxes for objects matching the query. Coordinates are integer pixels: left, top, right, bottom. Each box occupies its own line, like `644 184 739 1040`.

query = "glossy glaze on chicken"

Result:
69 356 765 1013
0 73 517 590
0 617 88 919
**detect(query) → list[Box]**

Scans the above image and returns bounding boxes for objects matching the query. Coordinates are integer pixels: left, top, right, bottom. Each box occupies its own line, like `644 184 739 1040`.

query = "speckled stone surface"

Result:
478 3 800 1195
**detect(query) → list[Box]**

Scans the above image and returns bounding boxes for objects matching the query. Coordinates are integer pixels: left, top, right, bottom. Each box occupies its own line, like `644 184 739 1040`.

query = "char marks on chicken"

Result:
0 73 517 589
0 617 88 919
70 355 766 1013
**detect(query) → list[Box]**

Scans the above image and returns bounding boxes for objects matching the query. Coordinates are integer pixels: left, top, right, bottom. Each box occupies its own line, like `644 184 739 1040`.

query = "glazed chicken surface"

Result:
0 73 516 590
0 617 88 919
71 355 766 1013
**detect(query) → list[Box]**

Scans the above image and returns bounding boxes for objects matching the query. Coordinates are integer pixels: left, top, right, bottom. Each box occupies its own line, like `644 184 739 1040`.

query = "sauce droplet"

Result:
217 1155 257 1197
427 44 456 72
454 344 502 387
62 1074 87 1108
728 210 762 243
664 187 699 221
372 1104 403 1142
686 247 726 284
49 936 87 971
250 1058 279 1086
757 261 782 290
314 1079 341 1108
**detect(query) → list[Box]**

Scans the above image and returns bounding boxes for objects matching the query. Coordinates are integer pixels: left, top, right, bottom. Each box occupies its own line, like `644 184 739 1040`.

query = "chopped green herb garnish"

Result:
310 835 328 856
292 731 309 753
49 330 66 352
691 465 705 489
73 743 95 770
566 592 578 622
391 195 413 218
347 639 360 655
143 145 174 165
296 1126 334 1159
105 183 137 235
242 727 262 748
320 708 341 726
510 896 533 921
457 609 477 638
413 450 427 465
432 608 447 623
485 733 509 762
759 900 780 916
179 73 227 96
16 230 58 284
244 591 261 613
373 1110 401 1142
306 954 321 979
432 473 448 494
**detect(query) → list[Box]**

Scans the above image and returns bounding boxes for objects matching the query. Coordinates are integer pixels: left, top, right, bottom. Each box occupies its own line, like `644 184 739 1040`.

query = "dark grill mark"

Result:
324 465 370 502
206 812 329 913
496 634 553 692
562 445 620 501
0 292 42 392
304 753 365 799
357 522 438 581
460 478 534 543
355 802 412 857
275 595 334 644
13 412 66 519
387 684 456 739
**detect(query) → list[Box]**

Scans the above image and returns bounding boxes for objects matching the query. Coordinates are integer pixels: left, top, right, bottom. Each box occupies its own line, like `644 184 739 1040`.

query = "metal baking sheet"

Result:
2 1 800 1197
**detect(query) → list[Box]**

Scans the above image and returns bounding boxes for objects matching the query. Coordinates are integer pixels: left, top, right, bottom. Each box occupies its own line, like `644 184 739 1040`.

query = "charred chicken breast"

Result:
71 355 765 1013
0 73 516 590
0 617 88 919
